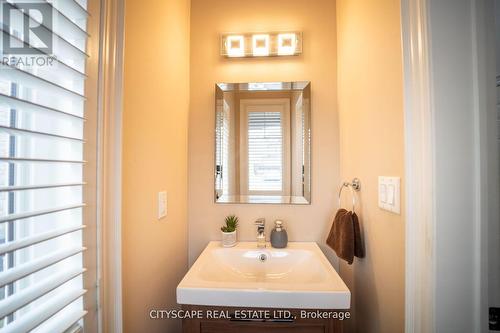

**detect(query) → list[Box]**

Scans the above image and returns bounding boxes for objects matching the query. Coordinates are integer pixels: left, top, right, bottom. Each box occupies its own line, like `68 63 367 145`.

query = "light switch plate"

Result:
378 177 400 214
158 191 167 220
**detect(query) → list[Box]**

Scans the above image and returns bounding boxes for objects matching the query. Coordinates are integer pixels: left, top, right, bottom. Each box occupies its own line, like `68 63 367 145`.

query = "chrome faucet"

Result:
254 218 266 248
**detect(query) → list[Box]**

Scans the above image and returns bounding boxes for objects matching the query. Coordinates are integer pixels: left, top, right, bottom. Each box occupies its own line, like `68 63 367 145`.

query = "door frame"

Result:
400 0 435 330
97 0 125 332
401 0 498 331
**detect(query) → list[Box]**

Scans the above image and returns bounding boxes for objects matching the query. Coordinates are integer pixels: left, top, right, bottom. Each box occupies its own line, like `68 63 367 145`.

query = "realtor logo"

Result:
2 1 53 54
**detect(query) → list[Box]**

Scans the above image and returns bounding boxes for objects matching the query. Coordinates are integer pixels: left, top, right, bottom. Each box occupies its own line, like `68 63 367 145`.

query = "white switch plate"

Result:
378 177 400 214
158 191 167 220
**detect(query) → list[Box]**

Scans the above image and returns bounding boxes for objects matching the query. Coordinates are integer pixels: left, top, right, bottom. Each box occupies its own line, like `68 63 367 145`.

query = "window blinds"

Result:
221 102 229 195
0 1 92 332
215 103 222 192
247 111 283 192
215 101 230 196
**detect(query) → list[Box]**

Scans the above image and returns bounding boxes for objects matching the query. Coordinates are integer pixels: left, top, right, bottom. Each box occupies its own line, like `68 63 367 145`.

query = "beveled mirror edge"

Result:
216 81 310 92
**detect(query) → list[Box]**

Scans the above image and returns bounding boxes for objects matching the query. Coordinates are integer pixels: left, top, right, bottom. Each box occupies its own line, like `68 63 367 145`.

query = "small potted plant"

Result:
221 215 238 247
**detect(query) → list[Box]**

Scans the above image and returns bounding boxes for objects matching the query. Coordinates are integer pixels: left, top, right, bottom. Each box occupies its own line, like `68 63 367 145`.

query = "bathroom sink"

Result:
177 241 350 309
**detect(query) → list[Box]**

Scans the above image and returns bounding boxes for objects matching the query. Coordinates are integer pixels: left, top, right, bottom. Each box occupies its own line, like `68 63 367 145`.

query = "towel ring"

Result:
338 178 361 212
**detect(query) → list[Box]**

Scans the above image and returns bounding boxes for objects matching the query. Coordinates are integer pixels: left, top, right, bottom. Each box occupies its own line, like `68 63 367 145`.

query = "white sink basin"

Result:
177 241 351 309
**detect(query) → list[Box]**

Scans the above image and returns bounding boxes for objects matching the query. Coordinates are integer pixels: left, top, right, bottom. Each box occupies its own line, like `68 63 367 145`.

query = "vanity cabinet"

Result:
182 306 344 333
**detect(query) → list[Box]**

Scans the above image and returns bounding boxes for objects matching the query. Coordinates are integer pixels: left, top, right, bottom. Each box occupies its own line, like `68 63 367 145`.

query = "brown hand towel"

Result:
352 212 365 259
327 209 364 265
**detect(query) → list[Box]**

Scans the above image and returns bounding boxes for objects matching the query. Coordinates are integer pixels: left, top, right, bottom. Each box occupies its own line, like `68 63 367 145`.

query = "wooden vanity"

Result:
182 305 346 333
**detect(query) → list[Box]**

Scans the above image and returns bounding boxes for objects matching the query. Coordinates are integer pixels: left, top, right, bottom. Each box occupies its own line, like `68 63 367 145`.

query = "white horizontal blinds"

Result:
247 110 283 192
302 108 306 190
0 1 90 332
215 100 230 196
221 102 229 195
215 101 222 193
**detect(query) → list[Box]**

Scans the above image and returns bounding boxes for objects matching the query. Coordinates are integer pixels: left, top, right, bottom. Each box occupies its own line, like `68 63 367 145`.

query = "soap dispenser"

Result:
270 220 288 248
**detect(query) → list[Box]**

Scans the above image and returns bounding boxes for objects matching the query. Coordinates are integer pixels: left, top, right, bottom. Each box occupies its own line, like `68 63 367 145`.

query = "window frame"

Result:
82 0 102 331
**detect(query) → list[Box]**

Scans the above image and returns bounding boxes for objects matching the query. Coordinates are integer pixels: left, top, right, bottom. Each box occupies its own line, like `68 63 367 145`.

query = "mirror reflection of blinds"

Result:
215 104 222 192
247 111 283 192
221 103 230 195
0 1 91 333
302 108 306 192
215 102 230 195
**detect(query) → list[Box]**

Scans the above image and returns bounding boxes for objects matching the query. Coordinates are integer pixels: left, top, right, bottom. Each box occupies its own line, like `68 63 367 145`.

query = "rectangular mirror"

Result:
214 81 311 204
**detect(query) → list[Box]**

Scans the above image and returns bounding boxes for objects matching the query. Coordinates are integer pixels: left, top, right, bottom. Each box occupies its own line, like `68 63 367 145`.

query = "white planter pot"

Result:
221 230 237 247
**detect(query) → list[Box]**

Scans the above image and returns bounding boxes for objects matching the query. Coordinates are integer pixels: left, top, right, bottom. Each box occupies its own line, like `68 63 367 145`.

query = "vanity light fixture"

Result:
221 32 302 58
226 35 245 57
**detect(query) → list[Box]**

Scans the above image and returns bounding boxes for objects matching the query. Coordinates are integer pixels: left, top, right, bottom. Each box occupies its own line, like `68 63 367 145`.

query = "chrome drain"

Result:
259 253 268 262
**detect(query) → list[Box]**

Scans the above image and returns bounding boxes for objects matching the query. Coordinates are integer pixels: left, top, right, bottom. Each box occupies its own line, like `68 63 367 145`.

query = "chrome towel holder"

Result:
338 178 361 212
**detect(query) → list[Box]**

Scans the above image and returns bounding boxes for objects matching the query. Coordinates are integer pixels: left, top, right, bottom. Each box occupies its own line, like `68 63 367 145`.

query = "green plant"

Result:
221 215 239 233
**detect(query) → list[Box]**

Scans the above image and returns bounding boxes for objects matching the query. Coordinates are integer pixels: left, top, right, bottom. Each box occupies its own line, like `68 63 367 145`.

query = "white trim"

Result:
97 0 125 332
470 0 496 331
400 0 435 332
84 1 104 332
402 0 497 331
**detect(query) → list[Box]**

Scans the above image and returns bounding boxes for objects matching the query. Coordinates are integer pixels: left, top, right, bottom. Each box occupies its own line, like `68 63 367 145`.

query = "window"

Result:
240 99 291 196
247 110 283 192
0 1 98 332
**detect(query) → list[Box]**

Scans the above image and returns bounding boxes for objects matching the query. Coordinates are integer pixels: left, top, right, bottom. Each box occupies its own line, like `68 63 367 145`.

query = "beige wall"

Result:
120 0 404 331
122 0 190 332
336 0 405 332
188 0 340 265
